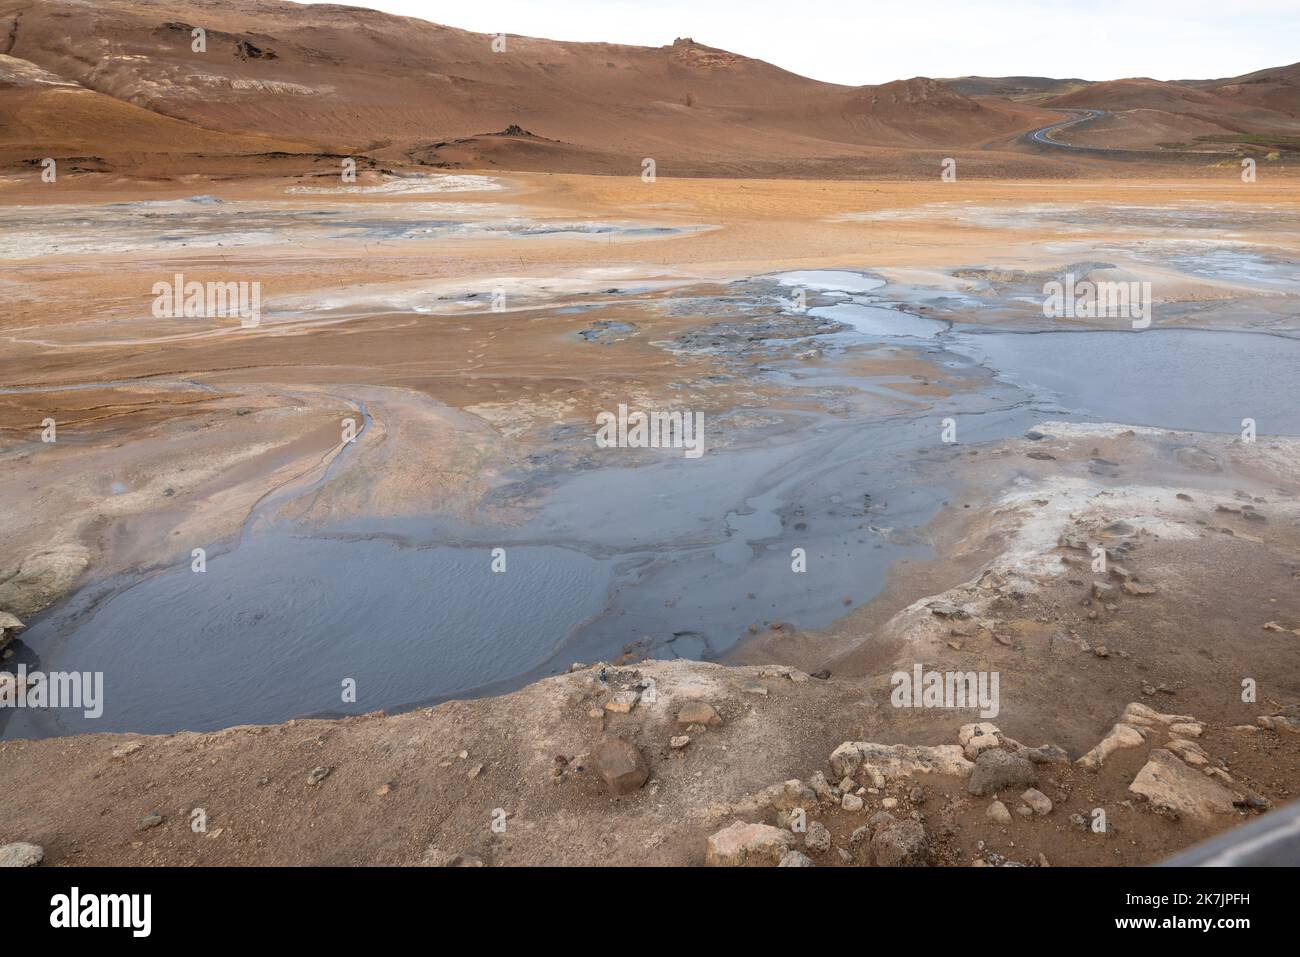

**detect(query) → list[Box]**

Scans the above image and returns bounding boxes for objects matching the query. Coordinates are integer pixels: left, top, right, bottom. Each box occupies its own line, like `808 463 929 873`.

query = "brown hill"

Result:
0 0 1055 175
941 76 1090 100
0 52 315 169
1 0 1294 176
1042 77 1300 150
1198 61 1300 118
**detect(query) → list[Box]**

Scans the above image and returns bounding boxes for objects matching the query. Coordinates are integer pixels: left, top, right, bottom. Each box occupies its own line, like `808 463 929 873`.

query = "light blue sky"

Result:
314 0 1298 86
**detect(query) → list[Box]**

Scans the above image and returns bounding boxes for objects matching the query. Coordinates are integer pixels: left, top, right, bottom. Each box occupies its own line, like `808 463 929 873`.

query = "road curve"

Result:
1023 108 1242 160
1026 108 1112 149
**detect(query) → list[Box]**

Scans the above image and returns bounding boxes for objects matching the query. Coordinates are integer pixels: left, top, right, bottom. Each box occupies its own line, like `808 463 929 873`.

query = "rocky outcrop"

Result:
1128 749 1238 821
829 742 973 783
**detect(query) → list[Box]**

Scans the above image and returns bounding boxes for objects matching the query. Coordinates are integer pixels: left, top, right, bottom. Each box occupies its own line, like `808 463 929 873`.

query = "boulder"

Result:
705 822 792 866
871 821 930 867
1128 749 1238 821
676 701 722 727
593 738 649 796
805 821 832 854
967 749 1037 796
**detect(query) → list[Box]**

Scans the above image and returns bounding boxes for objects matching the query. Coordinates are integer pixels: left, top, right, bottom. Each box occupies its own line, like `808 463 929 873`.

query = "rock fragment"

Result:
705 822 792 866
967 749 1037 796
593 737 649 796
0 843 43 867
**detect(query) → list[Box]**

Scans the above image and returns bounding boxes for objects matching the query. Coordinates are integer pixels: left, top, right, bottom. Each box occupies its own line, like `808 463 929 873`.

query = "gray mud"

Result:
7 262 1299 737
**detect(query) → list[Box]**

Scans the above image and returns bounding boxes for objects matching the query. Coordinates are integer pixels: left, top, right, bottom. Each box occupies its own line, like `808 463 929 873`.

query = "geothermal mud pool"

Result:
6 249 1299 736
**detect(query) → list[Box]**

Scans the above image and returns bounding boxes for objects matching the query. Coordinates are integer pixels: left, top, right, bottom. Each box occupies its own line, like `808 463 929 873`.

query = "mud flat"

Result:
6 262 1300 736
2 174 1300 866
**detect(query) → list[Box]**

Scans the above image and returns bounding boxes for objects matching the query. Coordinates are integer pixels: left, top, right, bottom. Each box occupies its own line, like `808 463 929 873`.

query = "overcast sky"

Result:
311 0 1298 86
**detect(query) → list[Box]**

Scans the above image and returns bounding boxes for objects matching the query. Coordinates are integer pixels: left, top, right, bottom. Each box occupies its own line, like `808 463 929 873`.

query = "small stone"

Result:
959 722 1003 761
111 741 144 758
140 811 164 830
881 797 898 810
909 785 925 804
841 793 864 812
805 821 832 853
676 701 721 727
778 850 815 867
1093 645 1110 658
867 811 897 834
670 735 691 750
0 843 43 867
986 800 1012 823
306 766 332 786
467 763 484 779
604 690 639 714
928 601 966 618
1021 788 1053 815
1122 581 1156 596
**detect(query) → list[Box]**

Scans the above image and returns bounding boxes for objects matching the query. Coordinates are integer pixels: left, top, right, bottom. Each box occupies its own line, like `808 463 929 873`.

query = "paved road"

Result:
1027 108 1111 149
1024 108 1241 159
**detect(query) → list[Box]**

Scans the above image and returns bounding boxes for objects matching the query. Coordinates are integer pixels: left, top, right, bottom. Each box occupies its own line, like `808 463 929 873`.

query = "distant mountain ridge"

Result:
1 0 1295 174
